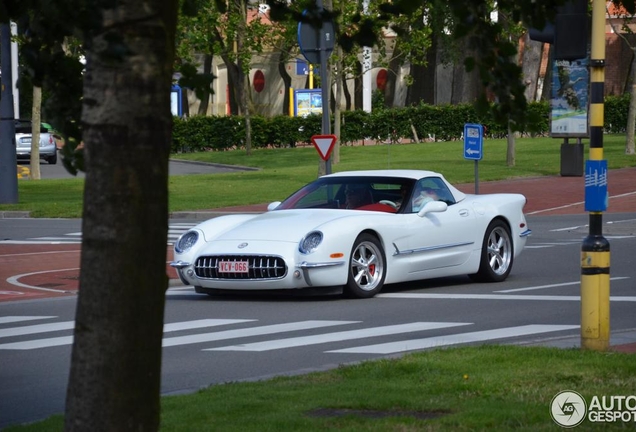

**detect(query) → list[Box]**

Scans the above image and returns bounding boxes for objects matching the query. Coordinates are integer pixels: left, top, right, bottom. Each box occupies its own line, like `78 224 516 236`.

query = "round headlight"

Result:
299 231 323 254
175 230 199 253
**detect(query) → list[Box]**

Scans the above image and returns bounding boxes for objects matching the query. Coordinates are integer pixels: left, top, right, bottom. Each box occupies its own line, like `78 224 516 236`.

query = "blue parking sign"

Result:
584 160 608 212
464 124 483 160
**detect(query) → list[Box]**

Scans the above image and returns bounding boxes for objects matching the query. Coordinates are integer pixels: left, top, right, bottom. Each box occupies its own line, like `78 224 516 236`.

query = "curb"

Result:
0 211 31 219
168 158 259 172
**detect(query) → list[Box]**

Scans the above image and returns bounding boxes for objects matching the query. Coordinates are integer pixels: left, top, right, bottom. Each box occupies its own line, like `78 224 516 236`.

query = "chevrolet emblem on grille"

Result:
238 242 248 249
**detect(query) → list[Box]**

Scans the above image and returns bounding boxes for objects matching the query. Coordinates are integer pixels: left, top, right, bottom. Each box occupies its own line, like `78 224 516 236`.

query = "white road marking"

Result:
0 239 81 245
0 319 252 350
328 325 580 354
205 322 470 352
163 320 358 347
0 321 74 338
0 316 56 325
495 277 631 293
0 224 196 245
377 293 636 302
5 268 80 292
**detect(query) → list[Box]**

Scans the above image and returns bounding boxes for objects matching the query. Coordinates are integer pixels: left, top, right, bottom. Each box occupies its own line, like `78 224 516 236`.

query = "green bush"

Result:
171 96 628 153
604 94 630 134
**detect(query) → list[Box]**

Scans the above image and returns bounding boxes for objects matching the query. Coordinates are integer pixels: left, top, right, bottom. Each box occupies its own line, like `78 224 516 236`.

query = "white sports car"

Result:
171 170 531 298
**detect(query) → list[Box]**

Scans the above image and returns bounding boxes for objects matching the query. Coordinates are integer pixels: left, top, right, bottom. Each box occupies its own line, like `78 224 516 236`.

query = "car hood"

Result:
209 209 366 243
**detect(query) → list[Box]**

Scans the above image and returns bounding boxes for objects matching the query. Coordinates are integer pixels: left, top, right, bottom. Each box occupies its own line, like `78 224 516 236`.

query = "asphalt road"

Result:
1 165 634 428
1 213 635 428
17 155 255 179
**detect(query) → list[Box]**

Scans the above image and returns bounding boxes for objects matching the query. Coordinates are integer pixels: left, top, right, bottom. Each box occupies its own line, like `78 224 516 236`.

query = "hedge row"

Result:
172 94 631 153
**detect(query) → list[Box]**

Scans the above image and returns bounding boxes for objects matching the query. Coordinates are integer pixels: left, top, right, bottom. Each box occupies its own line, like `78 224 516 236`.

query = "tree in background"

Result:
177 0 269 154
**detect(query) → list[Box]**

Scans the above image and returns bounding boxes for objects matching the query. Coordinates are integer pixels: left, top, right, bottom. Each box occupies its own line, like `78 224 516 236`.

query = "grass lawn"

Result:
1 134 635 218
6 345 635 431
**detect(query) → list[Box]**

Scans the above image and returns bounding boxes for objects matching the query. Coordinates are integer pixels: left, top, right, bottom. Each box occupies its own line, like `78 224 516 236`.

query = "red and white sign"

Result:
311 134 337 161
218 261 249 273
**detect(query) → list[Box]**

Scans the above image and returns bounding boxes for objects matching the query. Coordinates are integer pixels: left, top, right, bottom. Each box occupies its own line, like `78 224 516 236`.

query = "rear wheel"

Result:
470 220 513 282
47 152 57 165
344 233 386 298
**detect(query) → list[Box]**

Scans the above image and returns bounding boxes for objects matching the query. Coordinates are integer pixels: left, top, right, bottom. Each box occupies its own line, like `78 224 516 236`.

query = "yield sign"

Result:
311 134 337 161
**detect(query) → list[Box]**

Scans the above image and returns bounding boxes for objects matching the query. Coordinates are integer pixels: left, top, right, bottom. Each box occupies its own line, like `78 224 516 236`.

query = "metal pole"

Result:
316 0 332 174
581 0 610 351
0 23 19 204
474 160 479 194
362 0 372 113
10 22 19 119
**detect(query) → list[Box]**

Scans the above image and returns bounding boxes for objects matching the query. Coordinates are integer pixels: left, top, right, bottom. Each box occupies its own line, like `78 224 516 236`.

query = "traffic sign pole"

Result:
316 0 332 174
463 123 484 194
297 3 335 175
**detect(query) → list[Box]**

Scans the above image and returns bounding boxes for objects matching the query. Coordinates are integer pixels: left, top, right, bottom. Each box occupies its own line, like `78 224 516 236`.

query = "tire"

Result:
344 233 386 298
47 152 58 165
470 220 513 282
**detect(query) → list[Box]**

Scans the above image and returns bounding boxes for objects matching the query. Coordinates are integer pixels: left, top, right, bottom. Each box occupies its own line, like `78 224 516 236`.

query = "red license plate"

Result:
218 260 249 273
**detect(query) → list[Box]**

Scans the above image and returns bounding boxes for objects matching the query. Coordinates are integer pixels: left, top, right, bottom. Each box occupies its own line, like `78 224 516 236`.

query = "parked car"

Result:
15 119 58 164
171 170 532 298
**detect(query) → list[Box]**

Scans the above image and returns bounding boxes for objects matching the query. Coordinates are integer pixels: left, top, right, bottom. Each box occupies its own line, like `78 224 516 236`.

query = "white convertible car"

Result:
171 170 531 298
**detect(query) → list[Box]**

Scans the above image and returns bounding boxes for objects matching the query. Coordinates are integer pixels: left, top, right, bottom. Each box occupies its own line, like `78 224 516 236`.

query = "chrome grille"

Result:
194 255 287 280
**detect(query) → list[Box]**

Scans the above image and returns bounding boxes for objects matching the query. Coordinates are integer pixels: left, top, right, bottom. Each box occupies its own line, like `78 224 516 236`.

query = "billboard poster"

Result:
294 89 322 117
550 57 589 137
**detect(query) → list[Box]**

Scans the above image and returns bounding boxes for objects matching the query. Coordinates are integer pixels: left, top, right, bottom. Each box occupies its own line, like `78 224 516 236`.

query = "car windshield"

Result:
274 176 415 213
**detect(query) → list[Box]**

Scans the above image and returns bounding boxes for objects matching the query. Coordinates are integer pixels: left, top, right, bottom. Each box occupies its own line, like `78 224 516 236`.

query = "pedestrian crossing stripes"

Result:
328 325 579 354
0 315 579 354
204 322 470 352
0 223 197 245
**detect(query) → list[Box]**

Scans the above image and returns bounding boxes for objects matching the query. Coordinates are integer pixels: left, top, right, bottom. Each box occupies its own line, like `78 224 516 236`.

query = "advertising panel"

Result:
294 89 322 117
550 57 589 137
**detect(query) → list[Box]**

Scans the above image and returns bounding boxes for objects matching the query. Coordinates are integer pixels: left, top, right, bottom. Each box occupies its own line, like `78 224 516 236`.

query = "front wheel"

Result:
470 220 513 282
344 233 386 298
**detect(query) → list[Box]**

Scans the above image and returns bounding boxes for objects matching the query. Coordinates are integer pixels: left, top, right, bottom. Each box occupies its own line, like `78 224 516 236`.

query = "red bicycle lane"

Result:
1 167 634 303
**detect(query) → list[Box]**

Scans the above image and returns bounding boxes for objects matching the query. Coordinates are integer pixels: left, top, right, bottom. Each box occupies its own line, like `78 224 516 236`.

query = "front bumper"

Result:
170 258 346 290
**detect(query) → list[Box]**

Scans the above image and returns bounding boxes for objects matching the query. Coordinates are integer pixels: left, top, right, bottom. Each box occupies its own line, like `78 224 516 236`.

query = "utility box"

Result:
560 142 584 176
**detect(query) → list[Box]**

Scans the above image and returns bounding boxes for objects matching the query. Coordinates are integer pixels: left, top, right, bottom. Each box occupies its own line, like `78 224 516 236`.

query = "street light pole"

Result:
581 0 610 351
0 23 19 204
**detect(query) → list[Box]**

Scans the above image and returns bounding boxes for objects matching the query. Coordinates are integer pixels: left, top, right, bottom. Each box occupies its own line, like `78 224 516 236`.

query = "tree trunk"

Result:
276 48 292 115
333 44 344 164
451 42 481 104
226 61 240 115
197 54 213 115
64 1 176 431
507 122 516 167
521 34 543 103
354 61 362 110
541 45 554 102
423 34 437 104
405 63 427 106
384 40 403 108
30 86 42 180
235 0 251 155
626 48 636 155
